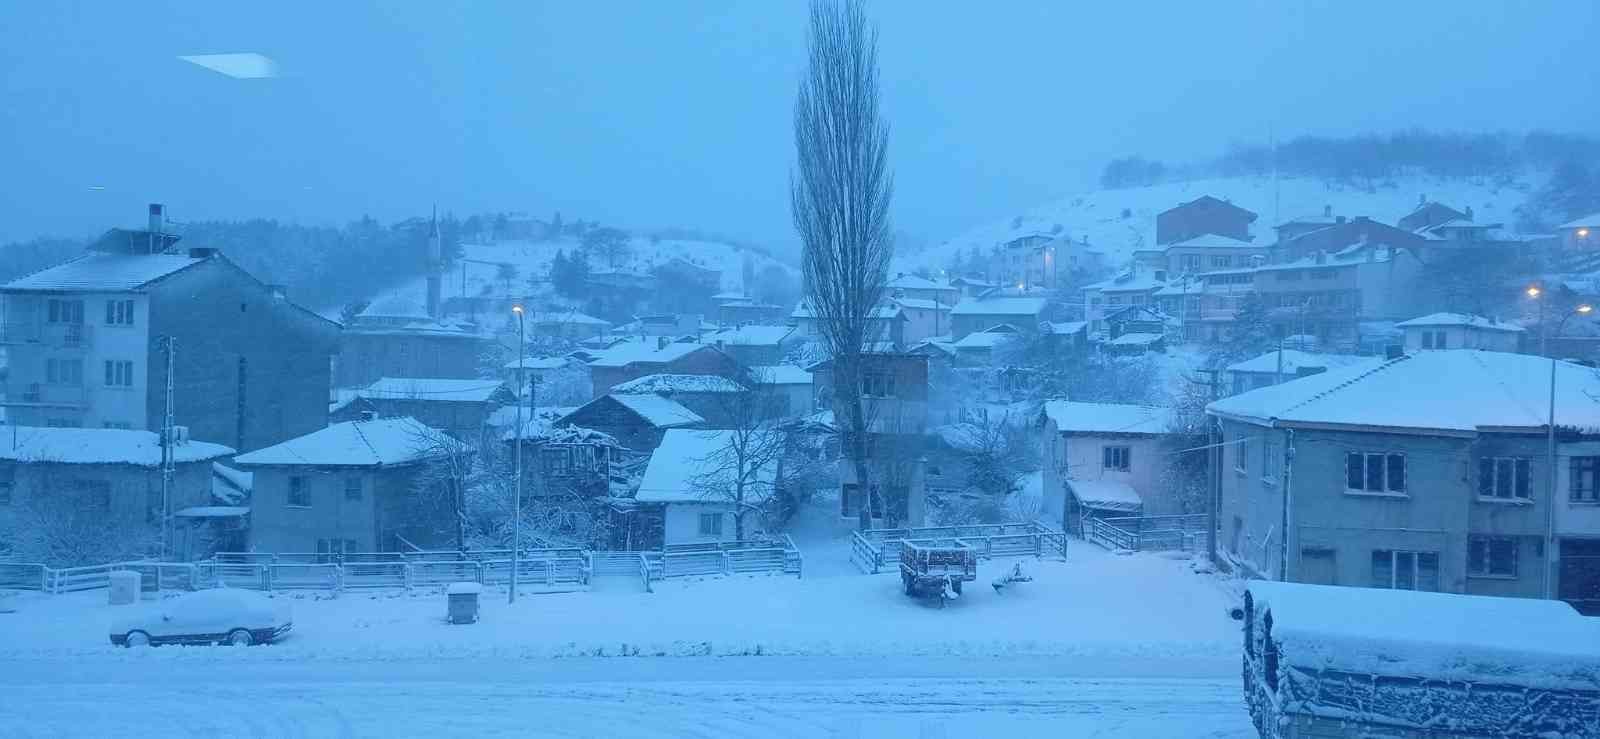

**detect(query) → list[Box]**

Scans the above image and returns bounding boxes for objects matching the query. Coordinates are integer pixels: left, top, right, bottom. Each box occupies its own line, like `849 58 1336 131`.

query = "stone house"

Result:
1207 349 1600 613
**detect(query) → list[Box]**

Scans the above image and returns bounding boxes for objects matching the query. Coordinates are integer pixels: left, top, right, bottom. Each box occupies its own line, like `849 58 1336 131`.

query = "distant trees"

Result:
1210 294 1274 370
1210 129 1600 183
549 249 590 298
495 263 519 295
1100 156 1168 189
1518 159 1600 231
582 226 632 268
750 264 800 310
791 0 895 531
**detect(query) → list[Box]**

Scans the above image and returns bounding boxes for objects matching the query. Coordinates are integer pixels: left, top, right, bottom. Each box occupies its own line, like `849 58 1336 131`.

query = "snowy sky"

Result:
2 1 1597 248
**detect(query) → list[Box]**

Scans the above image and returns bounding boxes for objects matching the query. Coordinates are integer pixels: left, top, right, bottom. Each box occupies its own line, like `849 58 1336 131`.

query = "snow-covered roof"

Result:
502 418 620 445
1394 312 1525 333
891 297 948 311
173 505 249 518
586 340 707 368
750 365 812 385
711 291 749 301
953 326 1021 349
1042 401 1172 435
908 339 958 357
707 325 794 347
789 301 903 321
1165 234 1254 249
501 356 572 371
950 297 1048 316
1107 332 1163 346
361 377 504 403
1209 349 1600 433
527 310 611 326
0 427 235 467
211 462 253 505
612 373 744 394
1558 211 1600 230
635 429 780 503
1084 271 1168 293
1248 581 1600 691
356 295 432 321
1067 479 1142 512
1227 349 1379 375
233 417 462 467
488 405 574 430
886 274 957 292
566 393 703 429
3 252 207 293
1041 320 1088 335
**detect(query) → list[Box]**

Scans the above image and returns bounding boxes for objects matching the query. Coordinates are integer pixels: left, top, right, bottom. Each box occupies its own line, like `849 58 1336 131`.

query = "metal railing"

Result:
0 382 89 408
0 322 92 347
849 522 1066 574
1087 514 1211 553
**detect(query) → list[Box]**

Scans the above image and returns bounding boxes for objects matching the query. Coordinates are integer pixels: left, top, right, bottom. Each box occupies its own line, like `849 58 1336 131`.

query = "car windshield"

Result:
4 2 1600 736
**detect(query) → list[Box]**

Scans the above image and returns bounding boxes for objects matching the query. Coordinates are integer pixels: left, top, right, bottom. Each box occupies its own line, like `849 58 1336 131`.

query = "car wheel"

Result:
226 629 253 647
125 630 152 648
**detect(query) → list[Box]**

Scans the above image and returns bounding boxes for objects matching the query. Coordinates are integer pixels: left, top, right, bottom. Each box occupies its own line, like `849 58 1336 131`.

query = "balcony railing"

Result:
0 383 89 408
0 322 40 345
0 322 92 348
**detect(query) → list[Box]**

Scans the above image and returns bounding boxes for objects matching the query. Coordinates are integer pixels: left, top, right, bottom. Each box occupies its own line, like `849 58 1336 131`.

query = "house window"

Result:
1182 255 1201 272
46 358 83 385
1571 457 1599 503
1371 550 1439 591
287 476 311 507
104 360 134 387
698 512 723 537
1467 537 1518 577
1478 457 1531 500
102 422 132 430
316 539 361 561
1234 435 1250 475
1103 445 1131 472
105 299 134 326
1262 437 1281 483
344 477 363 501
1211 256 1230 268
1345 452 1406 494
862 372 895 398
47 298 84 324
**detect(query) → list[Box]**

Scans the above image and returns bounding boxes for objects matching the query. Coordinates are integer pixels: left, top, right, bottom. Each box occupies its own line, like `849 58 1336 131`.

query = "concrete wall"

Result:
1556 440 1600 537
1065 433 1172 514
2 293 150 429
662 501 745 545
246 465 427 552
336 332 484 388
898 305 949 344
1402 325 1521 352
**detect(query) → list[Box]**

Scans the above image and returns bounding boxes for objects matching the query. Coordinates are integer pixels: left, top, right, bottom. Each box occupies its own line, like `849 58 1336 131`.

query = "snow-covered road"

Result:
0 656 1253 738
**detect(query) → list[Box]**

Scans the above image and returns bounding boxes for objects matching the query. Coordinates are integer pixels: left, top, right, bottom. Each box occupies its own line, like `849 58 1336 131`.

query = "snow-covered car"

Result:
109 588 292 647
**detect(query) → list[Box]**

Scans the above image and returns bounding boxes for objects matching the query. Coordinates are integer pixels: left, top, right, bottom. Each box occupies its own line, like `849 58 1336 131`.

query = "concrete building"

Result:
891 297 951 346
1207 349 1600 613
948 296 1049 341
1396 312 1525 352
329 377 506 441
885 273 960 307
635 428 782 545
1557 211 1600 251
0 205 339 452
790 301 906 348
705 325 794 366
336 297 488 389
1038 401 1176 530
809 349 929 525
1156 196 1258 245
233 416 468 553
1082 269 1168 338
749 364 814 419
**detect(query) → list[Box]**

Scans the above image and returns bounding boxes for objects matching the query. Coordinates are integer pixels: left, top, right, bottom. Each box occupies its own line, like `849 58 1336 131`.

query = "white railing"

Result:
0 563 47 591
1092 514 1211 553
850 522 1066 574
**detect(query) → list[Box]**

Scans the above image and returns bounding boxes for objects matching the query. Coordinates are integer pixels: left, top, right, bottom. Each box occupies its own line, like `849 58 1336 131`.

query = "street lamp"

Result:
510 304 525 604
1535 294 1593 600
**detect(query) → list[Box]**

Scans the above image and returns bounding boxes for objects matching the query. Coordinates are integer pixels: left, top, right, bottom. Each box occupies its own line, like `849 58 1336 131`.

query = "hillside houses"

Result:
1156 196 1257 245
337 297 489 388
329 377 506 440
585 339 741 396
556 393 704 453
1558 211 1599 250
949 296 1049 341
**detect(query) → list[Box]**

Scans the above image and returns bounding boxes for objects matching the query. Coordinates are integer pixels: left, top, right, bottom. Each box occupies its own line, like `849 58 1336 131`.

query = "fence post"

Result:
263 564 273 592
722 552 731 576
335 564 345 594
403 563 413 592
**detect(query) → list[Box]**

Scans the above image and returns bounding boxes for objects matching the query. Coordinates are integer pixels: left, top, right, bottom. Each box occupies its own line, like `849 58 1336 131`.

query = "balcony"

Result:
0 322 92 348
0 383 89 408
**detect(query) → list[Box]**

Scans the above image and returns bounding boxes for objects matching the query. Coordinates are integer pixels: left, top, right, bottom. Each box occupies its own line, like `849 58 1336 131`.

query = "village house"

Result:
525 310 612 341
502 419 623 500
499 355 581 391
1272 206 1343 243
0 204 339 452
714 297 788 326
1207 349 1600 613
749 364 814 419
1224 349 1378 396
336 296 489 389
1248 240 1424 350
809 349 929 525
890 297 951 345
1037 401 1176 533
1396 312 1525 352
557 393 704 453
1557 211 1600 250
950 276 1003 300
233 416 469 554
1156 195 1258 245
948 296 1049 341
1161 233 1267 276
0 427 237 561
635 428 783 545
329 377 506 441
585 339 742 396
705 324 794 366
789 301 906 348
1082 268 1168 338
885 273 960 307
611 373 748 427
951 324 1021 366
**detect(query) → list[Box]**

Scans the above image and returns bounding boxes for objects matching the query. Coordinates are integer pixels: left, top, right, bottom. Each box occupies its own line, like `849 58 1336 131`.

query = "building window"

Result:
1571 457 1599 503
102 421 132 430
541 447 573 475
698 512 723 537
862 372 895 398
45 418 80 428
344 477 363 502
105 299 134 326
287 476 311 507
104 360 134 387
1103 445 1131 472
1263 437 1281 483
1371 550 1439 591
1211 256 1230 268
47 298 84 324
1478 457 1531 500
1346 452 1406 494
1467 537 1518 577
1235 435 1250 475
46 358 83 386
1182 255 1201 272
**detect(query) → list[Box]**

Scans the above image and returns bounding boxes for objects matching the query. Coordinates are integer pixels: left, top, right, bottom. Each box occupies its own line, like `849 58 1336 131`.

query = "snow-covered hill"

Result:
906 172 1548 274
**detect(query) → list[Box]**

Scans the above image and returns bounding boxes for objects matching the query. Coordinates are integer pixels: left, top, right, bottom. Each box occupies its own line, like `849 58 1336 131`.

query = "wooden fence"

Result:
849 522 1066 574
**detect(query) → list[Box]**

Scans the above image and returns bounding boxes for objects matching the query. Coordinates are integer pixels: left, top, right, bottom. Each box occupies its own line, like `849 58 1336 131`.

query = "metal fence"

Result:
849 522 1066 574
1085 514 1211 553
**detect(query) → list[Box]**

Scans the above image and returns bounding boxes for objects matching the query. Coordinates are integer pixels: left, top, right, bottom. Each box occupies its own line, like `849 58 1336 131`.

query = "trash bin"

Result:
446 581 481 624
108 570 140 606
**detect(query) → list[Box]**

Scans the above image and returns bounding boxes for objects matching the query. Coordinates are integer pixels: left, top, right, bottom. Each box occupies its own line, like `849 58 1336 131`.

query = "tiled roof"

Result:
3 252 205 292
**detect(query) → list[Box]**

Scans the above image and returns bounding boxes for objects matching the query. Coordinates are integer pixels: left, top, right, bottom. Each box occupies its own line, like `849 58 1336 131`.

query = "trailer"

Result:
898 539 977 606
1240 581 1600 738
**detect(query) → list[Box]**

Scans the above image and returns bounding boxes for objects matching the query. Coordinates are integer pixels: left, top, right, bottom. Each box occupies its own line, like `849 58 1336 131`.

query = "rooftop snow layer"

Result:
886 274 957 292
635 429 780 503
1108 332 1164 346
749 365 812 385
588 393 704 428
0 427 234 466
1227 349 1380 375
949 297 1048 316
1165 234 1255 249
612 373 745 394
1394 312 1525 332
1067 479 1143 512
706 325 794 346
356 296 432 321
954 327 1020 349
234 417 461 467
501 356 573 371
3 252 206 292
586 340 707 368
1042 401 1172 435
1208 349 1600 433
1558 211 1600 229
361 377 504 403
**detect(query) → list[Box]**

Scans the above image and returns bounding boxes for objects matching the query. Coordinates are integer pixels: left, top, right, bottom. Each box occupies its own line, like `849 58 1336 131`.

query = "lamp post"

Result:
510 304 525 604
1528 282 1592 600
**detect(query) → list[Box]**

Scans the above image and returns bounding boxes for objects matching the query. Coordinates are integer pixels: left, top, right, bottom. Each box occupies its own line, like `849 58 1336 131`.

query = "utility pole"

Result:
1193 368 1223 567
159 336 176 561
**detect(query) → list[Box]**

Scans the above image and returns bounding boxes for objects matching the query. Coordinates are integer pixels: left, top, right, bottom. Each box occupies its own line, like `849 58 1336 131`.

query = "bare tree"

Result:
790 0 894 530
406 425 477 550
583 227 633 269
692 370 789 541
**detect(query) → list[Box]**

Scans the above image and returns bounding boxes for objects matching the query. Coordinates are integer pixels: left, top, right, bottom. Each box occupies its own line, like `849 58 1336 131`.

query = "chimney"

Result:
657 336 669 350
1384 344 1404 360
1465 206 1474 221
1323 204 1332 217
148 203 164 234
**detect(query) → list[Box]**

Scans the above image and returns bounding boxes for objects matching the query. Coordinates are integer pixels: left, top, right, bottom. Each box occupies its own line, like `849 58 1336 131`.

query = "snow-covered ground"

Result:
907 172 1545 273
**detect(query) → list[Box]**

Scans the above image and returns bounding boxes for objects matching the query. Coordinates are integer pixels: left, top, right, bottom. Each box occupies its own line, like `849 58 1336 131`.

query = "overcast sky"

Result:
2 1 1597 249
